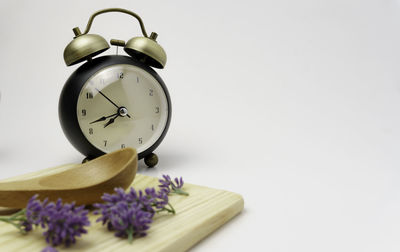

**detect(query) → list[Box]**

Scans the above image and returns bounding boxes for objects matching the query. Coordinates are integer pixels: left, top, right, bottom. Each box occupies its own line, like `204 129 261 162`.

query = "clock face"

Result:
76 64 169 154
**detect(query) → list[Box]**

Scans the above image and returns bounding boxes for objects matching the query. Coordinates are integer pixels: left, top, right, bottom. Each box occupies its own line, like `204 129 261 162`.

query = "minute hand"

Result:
95 88 131 118
95 88 120 109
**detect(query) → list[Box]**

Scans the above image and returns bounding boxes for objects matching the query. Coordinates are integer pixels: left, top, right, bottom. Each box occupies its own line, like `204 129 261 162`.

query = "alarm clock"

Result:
59 8 171 167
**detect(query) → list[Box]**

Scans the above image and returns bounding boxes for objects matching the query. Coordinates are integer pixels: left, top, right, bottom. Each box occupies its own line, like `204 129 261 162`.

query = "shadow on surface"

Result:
137 150 193 172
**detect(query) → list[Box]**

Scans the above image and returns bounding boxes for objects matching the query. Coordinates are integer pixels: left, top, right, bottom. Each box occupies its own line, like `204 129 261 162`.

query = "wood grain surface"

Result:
0 167 244 252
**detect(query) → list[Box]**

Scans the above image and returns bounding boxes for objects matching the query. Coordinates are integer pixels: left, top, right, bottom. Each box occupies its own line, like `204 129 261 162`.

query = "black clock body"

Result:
59 55 171 160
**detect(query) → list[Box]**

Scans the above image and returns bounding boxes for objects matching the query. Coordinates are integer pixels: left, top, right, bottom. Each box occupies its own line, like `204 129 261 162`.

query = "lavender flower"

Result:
158 175 189 196
41 199 90 246
26 194 47 226
94 187 175 243
0 195 90 248
21 220 32 232
41 246 58 252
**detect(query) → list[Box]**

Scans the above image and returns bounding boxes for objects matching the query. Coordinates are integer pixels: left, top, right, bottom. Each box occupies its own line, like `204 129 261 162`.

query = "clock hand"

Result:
104 114 120 128
89 113 118 124
95 88 132 118
95 88 119 109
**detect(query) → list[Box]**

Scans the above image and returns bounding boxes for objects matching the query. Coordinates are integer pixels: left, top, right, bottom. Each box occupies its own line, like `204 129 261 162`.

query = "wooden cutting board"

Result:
0 165 244 252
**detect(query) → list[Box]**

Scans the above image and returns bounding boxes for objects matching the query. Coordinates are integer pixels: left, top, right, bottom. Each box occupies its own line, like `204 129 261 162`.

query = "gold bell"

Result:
125 32 167 69
63 27 110 66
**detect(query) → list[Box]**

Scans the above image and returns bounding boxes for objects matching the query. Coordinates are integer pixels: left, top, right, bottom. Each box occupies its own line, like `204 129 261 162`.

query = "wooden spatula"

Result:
0 148 137 208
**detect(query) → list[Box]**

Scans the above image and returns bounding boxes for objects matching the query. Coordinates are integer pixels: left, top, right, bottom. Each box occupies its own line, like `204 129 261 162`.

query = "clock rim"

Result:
59 55 172 160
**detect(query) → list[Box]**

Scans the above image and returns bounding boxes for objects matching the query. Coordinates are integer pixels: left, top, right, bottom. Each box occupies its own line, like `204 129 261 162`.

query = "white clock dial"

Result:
76 64 169 154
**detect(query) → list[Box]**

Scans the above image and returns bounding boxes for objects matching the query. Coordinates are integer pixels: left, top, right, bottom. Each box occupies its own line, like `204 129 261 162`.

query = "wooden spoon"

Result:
0 148 137 209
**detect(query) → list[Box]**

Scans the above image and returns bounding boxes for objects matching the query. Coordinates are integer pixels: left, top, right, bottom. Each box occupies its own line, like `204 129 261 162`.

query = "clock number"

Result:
81 109 87 116
89 128 93 135
149 89 153 96
119 72 124 79
121 144 126 149
138 138 143 144
104 140 107 147
151 124 154 131
155 107 160 113
137 76 139 83
86 92 93 99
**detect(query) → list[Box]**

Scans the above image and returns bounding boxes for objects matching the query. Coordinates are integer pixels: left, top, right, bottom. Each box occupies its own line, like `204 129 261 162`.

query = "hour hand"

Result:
104 114 119 128
90 113 118 124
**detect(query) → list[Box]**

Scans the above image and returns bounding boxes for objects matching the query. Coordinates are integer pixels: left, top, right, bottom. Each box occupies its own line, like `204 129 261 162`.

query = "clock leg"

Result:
82 156 92 163
144 153 158 168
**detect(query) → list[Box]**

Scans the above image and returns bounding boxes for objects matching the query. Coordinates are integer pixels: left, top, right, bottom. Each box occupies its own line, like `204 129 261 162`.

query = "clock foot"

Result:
82 156 91 163
144 153 158 168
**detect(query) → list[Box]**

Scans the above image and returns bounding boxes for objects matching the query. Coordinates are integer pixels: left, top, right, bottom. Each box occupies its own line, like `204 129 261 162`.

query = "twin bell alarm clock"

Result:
59 8 171 167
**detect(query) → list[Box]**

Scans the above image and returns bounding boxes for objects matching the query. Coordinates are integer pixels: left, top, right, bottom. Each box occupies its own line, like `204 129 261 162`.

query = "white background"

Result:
1 0 400 251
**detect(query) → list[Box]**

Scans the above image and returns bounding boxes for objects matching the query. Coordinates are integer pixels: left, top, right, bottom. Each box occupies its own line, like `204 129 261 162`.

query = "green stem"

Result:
126 227 134 244
156 203 176 215
171 188 189 196
170 184 189 196
0 218 24 232
0 209 28 234
8 209 26 220
168 202 176 214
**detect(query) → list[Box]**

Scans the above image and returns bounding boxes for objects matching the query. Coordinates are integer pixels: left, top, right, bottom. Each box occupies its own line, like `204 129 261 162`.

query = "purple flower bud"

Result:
26 194 44 225
21 220 32 232
94 175 185 242
25 196 90 247
41 246 58 252
158 175 188 196
94 186 170 241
